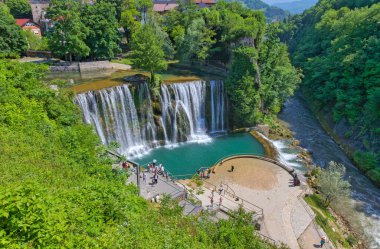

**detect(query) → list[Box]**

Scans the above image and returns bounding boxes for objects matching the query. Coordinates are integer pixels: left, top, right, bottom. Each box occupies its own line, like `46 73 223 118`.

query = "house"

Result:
153 0 217 13
153 0 178 13
15 19 42 36
194 0 216 8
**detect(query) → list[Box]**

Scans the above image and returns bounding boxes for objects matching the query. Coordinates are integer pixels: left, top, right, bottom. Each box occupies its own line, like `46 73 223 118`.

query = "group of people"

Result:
209 185 224 207
196 168 212 179
145 160 169 185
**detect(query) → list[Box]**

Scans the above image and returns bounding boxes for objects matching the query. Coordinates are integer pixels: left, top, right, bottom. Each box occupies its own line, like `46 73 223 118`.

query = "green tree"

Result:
131 24 167 85
317 162 351 207
0 3 27 58
259 23 301 114
180 17 216 62
120 0 141 42
4 0 31 18
47 0 90 61
226 46 261 126
82 2 121 59
23 30 49 50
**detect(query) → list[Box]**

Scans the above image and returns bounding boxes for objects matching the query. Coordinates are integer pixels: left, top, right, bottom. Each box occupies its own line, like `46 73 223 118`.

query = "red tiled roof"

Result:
15 19 31 27
195 0 216 4
153 3 178 12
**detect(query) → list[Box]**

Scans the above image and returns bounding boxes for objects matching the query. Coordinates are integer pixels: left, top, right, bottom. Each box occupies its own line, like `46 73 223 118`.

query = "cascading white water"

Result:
75 80 227 156
161 81 208 144
210 80 226 133
75 85 150 156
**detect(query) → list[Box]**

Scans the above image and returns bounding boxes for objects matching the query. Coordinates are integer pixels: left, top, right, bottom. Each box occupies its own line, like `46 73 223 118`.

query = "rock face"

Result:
123 74 150 84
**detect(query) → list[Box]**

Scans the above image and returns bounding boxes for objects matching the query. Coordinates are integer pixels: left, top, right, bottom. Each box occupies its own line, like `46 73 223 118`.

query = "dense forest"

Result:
280 0 380 185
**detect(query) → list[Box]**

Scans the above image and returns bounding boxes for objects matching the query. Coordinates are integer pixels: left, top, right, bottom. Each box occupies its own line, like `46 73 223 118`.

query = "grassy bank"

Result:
304 194 358 248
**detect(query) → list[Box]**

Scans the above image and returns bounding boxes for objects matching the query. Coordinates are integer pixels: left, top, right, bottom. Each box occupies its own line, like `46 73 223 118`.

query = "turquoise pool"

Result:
133 133 265 178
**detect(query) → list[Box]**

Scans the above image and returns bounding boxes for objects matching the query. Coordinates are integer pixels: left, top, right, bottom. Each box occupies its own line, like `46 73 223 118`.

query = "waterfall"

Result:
161 81 208 144
75 80 227 156
210 80 226 133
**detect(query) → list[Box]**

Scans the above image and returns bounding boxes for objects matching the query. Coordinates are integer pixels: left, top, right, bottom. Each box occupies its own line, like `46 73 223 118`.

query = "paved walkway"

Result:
201 157 328 249
126 168 201 215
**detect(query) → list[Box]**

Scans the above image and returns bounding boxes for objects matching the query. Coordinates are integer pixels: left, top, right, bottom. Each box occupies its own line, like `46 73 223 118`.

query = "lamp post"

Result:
136 163 140 196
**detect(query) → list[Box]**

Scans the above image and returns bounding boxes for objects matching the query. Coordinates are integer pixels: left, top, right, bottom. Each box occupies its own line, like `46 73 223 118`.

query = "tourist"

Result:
230 165 235 172
143 172 146 183
161 165 165 174
320 236 326 248
218 185 224 195
165 171 169 181
210 196 214 207
219 196 222 206
211 189 215 197
155 174 158 184
293 173 300 186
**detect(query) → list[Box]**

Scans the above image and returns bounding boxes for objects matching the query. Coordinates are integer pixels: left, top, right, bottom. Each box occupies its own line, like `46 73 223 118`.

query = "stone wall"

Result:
30 1 50 24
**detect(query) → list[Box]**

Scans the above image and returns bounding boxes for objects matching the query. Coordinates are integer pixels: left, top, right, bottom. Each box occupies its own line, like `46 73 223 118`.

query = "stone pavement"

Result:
126 169 202 215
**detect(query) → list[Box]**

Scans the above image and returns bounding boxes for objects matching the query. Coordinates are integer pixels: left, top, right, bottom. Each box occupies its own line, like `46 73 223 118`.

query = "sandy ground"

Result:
210 158 279 190
205 157 322 249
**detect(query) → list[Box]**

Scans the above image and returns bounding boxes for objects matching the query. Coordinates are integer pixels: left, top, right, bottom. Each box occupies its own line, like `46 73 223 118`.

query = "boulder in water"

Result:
123 74 149 84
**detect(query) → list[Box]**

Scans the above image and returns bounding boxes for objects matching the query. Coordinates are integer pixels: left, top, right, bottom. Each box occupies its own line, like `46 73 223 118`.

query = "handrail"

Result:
202 180 264 218
256 232 277 246
209 153 295 176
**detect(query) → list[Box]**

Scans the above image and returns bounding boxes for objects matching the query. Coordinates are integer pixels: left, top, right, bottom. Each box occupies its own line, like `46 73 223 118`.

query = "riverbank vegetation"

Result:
280 0 380 185
0 60 278 248
305 194 357 248
305 163 359 248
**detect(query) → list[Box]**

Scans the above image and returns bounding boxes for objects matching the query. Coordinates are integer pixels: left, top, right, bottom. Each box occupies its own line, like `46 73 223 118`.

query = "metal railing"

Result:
210 153 295 175
202 180 264 220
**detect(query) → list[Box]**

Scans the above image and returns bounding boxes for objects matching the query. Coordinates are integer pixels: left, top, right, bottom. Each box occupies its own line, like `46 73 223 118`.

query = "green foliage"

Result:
82 2 121 59
227 46 261 126
180 18 216 61
258 23 301 115
305 194 354 248
23 29 49 51
353 151 379 173
226 23 300 127
47 0 123 61
47 0 90 61
228 0 289 22
0 3 27 58
282 0 380 169
0 60 277 248
317 162 351 207
4 0 31 18
131 24 168 80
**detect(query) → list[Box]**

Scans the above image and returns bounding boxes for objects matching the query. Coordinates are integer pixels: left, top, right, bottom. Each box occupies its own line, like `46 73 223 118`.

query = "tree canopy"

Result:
280 0 380 185
4 0 32 19
131 24 168 81
0 3 27 58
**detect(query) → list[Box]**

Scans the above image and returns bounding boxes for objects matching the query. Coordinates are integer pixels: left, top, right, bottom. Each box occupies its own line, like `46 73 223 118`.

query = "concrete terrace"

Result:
117 154 332 249
126 168 202 215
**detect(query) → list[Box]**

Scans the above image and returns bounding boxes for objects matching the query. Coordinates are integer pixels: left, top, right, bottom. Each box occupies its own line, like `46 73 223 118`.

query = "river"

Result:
277 93 380 248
